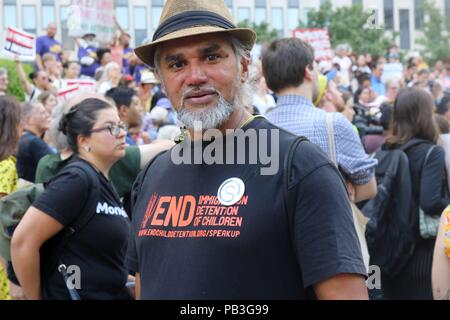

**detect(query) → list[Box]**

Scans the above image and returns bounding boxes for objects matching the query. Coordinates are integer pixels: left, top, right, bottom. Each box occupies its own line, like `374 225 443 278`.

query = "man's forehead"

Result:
159 33 232 57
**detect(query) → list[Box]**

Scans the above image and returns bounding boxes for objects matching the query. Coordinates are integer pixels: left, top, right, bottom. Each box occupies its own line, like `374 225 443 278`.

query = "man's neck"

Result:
276 86 313 102
24 126 43 138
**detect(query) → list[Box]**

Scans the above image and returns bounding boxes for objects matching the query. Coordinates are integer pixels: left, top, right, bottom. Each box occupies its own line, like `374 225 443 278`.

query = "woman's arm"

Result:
138 139 175 169
113 16 126 37
432 209 450 300
420 146 450 215
11 206 64 300
15 56 33 96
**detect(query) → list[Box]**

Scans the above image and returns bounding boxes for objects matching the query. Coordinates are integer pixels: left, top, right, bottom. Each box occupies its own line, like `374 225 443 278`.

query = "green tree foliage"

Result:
415 0 450 65
237 20 279 44
0 58 33 102
299 2 394 57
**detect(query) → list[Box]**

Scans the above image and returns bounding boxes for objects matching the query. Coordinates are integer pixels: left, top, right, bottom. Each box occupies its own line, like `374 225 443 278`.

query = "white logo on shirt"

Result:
96 202 128 218
217 178 245 206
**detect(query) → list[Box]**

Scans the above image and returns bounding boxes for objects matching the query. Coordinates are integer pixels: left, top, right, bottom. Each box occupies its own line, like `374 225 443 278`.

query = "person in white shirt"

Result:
382 53 404 83
332 44 352 88
249 60 276 115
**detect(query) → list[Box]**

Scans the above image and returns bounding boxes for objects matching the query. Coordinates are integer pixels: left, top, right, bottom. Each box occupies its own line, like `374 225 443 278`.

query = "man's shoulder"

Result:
332 112 357 131
289 138 334 186
18 131 36 147
28 134 50 150
253 118 332 178
35 153 68 183
38 153 63 167
143 148 173 170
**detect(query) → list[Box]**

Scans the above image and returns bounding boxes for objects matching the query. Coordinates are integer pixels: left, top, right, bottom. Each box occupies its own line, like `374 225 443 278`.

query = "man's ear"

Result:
240 56 250 83
304 64 313 81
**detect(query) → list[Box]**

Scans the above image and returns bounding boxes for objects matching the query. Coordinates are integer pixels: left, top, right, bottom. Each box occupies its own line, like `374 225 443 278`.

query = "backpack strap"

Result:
283 136 309 247
326 113 337 166
283 136 318 298
60 160 102 233
422 145 436 168
41 159 101 300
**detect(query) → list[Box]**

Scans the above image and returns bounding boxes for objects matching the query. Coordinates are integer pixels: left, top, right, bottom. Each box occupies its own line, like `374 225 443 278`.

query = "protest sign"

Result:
292 28 334 61
57 79 96 103
67 0 114 43
1 27 36 61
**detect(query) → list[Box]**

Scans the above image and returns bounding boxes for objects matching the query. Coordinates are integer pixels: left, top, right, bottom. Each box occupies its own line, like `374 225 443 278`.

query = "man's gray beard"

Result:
177 90 236 131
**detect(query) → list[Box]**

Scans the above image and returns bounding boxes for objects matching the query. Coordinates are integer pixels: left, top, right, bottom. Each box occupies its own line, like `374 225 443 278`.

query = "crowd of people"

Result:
0 0 449 301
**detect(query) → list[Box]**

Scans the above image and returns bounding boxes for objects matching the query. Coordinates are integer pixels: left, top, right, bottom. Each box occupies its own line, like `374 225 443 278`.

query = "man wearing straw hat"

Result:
127 0 368 300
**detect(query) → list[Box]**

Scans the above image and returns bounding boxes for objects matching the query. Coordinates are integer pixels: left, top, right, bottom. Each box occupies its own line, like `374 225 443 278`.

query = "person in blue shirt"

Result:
35 23 62 71
263 38 378 204
371 62 386 96
77 34 100 79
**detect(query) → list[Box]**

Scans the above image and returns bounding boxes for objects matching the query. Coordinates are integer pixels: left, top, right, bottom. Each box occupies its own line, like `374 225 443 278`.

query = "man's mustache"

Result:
180 86 220 106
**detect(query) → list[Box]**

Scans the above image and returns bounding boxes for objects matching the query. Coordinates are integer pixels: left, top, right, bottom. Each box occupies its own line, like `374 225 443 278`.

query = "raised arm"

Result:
15 57 33 96
113 16 127 36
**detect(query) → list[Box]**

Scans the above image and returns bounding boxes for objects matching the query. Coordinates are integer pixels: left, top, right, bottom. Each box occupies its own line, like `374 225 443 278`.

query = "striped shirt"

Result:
266 95 377 185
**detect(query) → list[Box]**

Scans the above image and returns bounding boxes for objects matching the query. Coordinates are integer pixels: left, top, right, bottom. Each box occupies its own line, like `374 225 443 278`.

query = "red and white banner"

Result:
292 28 334 61
1 27 36 61
57 79 96 103
66 79 96 92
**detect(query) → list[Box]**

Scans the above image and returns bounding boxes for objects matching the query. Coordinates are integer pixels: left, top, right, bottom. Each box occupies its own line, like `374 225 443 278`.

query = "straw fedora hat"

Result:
134 0 256 68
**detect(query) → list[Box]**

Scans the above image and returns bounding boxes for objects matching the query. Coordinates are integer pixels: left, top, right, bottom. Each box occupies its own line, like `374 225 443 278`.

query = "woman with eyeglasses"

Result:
11 98 132 300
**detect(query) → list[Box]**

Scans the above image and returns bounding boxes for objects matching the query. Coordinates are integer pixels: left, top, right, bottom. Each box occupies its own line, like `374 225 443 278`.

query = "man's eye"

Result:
169 61 185 70
206 54 219 62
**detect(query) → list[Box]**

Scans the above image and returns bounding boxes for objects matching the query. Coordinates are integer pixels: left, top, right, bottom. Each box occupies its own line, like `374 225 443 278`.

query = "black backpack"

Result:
362 139 428 277
6 160 100 299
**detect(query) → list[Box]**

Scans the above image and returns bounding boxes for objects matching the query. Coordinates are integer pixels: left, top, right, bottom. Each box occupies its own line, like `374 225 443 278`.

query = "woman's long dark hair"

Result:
59 98 113 154
0 96 21 161
385 87 439 148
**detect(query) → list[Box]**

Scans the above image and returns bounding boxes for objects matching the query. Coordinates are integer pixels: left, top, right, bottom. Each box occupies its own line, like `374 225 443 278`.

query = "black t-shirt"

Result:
17 130 53 182
127 118 366 299
33 159 130 299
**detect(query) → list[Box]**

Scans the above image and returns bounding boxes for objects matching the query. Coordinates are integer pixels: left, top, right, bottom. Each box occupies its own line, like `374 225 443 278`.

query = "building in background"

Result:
1 0 449 52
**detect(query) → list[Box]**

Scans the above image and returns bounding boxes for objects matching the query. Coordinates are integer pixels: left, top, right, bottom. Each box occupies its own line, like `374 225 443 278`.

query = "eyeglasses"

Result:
89 123 127 138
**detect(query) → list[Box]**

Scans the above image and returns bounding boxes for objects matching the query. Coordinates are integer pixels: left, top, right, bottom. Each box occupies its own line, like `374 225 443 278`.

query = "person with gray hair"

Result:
16 101 53 182
128 0 368 300
97 62 121 94
0 68 8 96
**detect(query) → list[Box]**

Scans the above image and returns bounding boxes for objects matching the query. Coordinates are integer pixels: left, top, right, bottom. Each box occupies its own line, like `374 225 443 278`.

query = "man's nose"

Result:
185 62 208 86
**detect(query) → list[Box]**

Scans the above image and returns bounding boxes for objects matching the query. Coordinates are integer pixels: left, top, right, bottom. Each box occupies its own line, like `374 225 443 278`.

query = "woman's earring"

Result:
84 146 91 152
